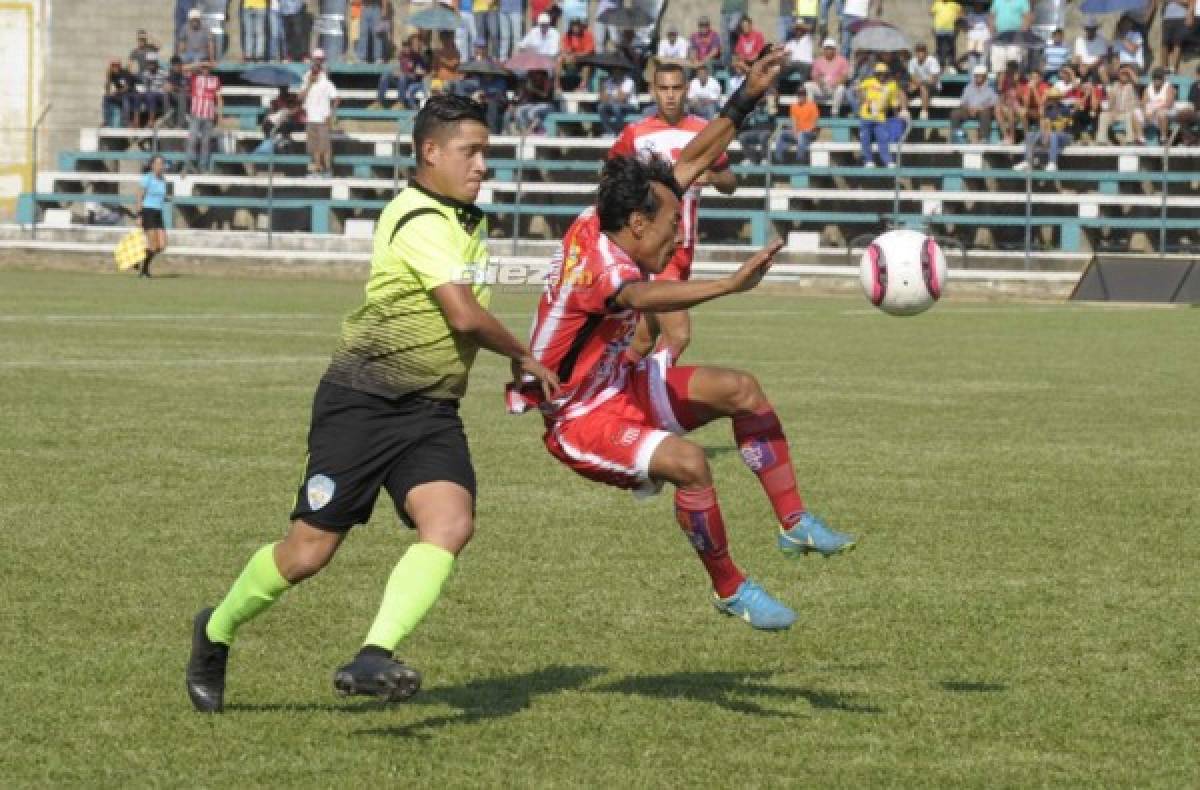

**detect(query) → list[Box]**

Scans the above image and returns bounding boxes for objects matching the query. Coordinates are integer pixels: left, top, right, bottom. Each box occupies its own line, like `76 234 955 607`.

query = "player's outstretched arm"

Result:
432 283 561 399
614 239 784 312
673 47 784 190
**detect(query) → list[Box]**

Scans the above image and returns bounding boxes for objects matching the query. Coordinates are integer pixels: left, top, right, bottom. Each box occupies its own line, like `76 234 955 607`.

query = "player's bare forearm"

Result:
615 278 733 313
673 118 736 189
709 167 738 194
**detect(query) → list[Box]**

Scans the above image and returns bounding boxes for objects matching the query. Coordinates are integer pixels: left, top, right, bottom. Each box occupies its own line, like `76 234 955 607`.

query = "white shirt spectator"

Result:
1118 32 1144 70
302 72 338 123
909 54 942 82
688 74 723 103
519 25 561 57
604 75 638 108
658 34 689 59
1074 33 1109 67
843 0 870 16
784 33 814 65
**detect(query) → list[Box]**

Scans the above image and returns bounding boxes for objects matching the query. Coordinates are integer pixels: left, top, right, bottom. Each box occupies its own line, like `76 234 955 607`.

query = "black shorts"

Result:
289 380 476 531
141 208 164 230
1163 19 1191 47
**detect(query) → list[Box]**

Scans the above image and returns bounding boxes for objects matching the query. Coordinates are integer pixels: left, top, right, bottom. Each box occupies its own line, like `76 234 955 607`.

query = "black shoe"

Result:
186 607 229 713
332 647 421 702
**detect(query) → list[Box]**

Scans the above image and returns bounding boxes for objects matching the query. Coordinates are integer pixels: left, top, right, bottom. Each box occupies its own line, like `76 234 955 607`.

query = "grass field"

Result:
1 268 1197 788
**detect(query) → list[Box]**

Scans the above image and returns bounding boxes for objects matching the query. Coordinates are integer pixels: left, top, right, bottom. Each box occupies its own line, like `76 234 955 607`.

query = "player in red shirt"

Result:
609 61 738 363
509 49 855 631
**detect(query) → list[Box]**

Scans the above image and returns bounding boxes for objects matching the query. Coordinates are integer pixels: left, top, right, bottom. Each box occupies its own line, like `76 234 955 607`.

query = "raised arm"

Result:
672 47 785 189
613 239 784 311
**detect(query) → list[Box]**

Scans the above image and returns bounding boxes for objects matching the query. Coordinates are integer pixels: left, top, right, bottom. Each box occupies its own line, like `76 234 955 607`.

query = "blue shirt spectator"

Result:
1043 29 1069 74
990 0 1029 34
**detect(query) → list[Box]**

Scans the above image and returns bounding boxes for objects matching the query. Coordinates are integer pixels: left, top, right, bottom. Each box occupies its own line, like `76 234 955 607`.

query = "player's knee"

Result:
418 513 475 555
728 371 767 414
277 536 337 582
673 442 712 488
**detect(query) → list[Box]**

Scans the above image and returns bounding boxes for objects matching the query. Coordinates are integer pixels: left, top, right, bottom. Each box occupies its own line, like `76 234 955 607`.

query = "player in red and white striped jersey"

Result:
608 61 738 363
509 49 856 631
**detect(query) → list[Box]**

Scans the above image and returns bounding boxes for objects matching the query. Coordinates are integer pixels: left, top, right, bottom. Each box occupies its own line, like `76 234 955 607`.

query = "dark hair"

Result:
412 94 487 164
597 155 682 233
653 61 686 82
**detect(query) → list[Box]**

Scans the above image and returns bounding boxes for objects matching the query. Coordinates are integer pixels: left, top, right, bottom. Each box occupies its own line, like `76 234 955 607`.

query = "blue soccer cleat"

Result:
778 512 856 558
713 579 796 630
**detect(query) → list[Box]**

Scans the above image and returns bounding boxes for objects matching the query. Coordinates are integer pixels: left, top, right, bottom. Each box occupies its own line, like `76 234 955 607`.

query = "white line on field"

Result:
0 355 330 369
0 313 330 322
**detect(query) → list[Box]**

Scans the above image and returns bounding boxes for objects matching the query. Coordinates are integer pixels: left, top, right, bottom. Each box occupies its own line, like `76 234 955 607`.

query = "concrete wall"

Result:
0 0 48 219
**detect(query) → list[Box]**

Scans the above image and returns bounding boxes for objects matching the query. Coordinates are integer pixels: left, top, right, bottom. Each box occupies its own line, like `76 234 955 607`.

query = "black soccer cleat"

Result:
333 647 421 702
186 607 229 713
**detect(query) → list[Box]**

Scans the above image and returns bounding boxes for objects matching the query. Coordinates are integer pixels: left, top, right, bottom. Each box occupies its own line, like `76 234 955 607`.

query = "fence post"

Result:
267 143 275 249
29 104 52 240
1159 127 1178 258
1023 144 1032 271
511 129 526 257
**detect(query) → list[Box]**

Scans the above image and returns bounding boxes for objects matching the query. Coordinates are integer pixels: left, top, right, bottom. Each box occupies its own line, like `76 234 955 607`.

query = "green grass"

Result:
1 268 1197 788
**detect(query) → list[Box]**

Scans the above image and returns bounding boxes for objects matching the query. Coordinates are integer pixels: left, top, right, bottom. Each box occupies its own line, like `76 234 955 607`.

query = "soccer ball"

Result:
859 229 947 316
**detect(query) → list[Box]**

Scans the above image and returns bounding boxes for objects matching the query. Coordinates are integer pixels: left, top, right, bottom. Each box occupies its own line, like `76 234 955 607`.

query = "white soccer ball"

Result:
859 229 948 316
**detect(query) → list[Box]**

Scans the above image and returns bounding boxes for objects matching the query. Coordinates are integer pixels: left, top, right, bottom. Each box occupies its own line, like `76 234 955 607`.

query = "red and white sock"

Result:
674 486 745 599
733 406 806 529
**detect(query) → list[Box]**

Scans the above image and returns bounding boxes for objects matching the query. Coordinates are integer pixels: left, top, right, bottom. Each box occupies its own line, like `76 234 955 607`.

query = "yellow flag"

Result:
114 229 147 271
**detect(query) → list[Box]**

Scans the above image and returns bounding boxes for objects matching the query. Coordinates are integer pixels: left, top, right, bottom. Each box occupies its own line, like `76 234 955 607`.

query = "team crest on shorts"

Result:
613 426 642 447
306 474 336 511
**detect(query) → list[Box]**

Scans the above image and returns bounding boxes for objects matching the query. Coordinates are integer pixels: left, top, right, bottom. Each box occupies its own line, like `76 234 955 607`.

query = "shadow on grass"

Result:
940 680 1007 693
353 664 606 739
594 670 883 717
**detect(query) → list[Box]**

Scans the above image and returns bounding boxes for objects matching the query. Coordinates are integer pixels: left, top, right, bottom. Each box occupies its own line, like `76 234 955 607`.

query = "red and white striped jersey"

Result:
608 115 729 260
509 208 645 420
189 74 222 120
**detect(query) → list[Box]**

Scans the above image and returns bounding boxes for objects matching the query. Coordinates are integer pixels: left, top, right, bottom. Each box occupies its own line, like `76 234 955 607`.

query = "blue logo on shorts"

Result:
306 474 336 511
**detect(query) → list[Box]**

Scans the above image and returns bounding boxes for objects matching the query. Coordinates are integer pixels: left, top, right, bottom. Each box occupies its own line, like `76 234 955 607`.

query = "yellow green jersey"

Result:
858 77 902 122
322 181 491 401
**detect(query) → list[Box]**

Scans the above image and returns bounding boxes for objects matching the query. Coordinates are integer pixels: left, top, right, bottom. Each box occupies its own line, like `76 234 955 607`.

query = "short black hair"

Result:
653 61 686 82
412 94 488 164
596 155 682 233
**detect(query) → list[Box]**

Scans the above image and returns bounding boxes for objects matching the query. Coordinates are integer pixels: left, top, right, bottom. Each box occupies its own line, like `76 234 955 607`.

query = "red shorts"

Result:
544 352 700 493
655 244 694 282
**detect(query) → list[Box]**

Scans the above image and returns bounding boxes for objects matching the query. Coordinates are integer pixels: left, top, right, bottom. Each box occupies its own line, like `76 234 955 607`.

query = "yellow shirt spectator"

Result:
930 0 962 33
858 75 902 122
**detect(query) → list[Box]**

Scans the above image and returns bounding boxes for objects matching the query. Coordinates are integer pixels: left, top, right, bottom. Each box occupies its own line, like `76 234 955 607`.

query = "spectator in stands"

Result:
175 0 200 56
427 31 465 96
1115 18 1147 74
1162 0 1194 74
186 60 222 173
689 17 722 69
558 18 594 92
519 12 561 56
787 0 818 43
594 0 620 56
474 0 495 59
268 0 286 60
1043 29 1070 77
508 68 556 133
1141 67 1177 139
165 56 190 128
1175 65 1200 143
963 0 992 72
782 19 815 83
658 25 689 60
1052 64 1081 108
616 29 649 81
134 53 170 128
687 63 723 119
719 0 749 68
995 60 1027 143
1122 0 1158 69
130 29 161 75
135 155 170 278
930 0 962 72
1015 87 1071 170
257 86 304 152
299 49 339 176
456 0 476 60
858 62 902 166
737 92 777 163
281 0 309 62
180 8 216 65
1074 17 1109 79
1021 68 1050 132
1071 71 1105 140
377 34 428 107
1097 66 1144 144
908 42 941 119
497 0 524 61
466 44 510 132
242 0 268 62
839 0 879 57
773 84 819 163
598 66 637 135
807 38 850 116
102 60 135 128
950 64 998 141
989 0 1032 74
731 16 767 91
355 0 392 63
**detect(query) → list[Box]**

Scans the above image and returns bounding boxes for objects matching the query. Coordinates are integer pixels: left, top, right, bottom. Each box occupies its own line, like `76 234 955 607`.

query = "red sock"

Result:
674 486 745 599
733 406 806 528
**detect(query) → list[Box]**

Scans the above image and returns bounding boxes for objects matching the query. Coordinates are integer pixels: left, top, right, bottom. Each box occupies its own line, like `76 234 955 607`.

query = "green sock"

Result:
363 543 456 651
206 543 291 646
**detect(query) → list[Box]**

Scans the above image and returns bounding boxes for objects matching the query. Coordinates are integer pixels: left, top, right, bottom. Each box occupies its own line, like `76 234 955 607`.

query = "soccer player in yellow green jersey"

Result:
186 95 559 712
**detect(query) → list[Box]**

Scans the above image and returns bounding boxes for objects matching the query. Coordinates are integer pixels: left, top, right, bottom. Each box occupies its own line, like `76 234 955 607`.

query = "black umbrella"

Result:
597 5 654 29
575 52 637 70
243 65 302 87
460 59 514 78
994 30 1047 50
